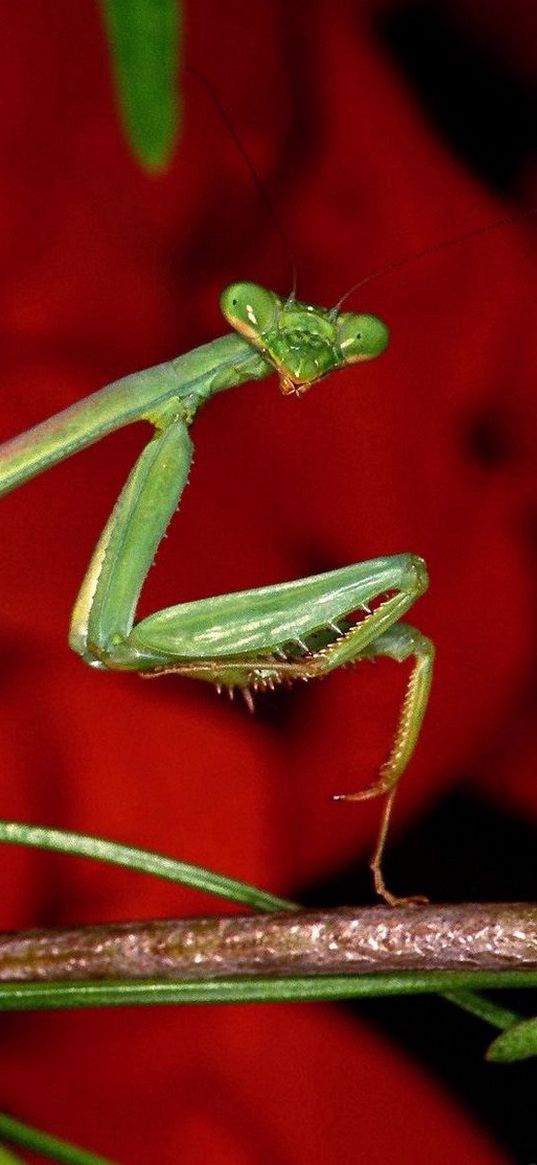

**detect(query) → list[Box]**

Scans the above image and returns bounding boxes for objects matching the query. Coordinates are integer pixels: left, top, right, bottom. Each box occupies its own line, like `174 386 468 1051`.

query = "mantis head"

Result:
220 281 389 395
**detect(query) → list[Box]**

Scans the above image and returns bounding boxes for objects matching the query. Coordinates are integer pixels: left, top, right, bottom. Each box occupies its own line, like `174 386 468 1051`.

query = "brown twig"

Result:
0 904 536 982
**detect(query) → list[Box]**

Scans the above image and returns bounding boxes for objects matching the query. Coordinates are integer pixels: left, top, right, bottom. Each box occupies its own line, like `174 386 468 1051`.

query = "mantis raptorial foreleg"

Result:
0 281 433 904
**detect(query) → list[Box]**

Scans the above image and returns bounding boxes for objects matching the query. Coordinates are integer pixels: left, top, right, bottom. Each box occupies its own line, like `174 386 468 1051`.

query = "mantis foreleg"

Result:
70 420 193 668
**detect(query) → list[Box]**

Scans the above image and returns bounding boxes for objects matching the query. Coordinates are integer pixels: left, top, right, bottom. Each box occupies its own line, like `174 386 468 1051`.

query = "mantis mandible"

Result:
0 283 434 906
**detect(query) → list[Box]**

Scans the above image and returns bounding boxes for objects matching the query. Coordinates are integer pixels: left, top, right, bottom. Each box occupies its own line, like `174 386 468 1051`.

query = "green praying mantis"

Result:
0 282 434 906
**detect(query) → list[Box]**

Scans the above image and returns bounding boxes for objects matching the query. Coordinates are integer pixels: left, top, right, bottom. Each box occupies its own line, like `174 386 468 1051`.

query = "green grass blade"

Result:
0 971 536 1011
0 820 295 912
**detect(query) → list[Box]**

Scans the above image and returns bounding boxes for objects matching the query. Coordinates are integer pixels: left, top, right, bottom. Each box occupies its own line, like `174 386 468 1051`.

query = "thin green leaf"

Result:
486 1015 537 1063
0 970 536 1012
0 820 295 912
100 0 181 171
442 990 520 1031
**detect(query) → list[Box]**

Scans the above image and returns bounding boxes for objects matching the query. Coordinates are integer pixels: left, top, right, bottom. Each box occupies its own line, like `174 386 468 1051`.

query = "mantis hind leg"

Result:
335 622 434 906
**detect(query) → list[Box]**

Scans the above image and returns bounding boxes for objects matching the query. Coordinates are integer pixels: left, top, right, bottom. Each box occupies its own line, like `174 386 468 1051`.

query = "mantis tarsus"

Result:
0 282 434 906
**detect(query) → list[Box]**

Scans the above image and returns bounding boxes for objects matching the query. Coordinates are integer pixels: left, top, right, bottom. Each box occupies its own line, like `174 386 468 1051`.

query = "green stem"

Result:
0 970 536 1011
442 990 520 1031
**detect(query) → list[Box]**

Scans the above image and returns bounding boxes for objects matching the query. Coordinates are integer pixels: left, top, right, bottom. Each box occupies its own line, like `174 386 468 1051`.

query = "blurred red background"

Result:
0 1 536 1161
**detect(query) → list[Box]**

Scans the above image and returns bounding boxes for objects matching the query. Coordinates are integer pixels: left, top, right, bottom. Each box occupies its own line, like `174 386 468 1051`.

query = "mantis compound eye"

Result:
220 282 280 343
336 312 390 363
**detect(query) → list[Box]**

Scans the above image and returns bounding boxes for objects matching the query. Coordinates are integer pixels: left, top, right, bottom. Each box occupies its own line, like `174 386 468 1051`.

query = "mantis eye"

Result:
336 312 390 363
220 282 279 341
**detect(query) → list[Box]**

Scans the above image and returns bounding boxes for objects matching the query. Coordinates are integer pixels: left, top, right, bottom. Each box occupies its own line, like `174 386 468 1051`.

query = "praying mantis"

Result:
0 281 434 906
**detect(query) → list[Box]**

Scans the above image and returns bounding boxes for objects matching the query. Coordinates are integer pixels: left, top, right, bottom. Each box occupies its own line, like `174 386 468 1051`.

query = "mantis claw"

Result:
372 880 430 909
333 780 392 803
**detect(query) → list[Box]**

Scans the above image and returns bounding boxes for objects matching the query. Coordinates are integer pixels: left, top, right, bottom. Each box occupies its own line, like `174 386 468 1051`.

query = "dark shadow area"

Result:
377 3 537 193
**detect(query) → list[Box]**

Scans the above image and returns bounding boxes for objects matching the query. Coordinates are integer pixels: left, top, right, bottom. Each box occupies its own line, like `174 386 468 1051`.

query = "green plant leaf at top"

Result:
100 0 181 172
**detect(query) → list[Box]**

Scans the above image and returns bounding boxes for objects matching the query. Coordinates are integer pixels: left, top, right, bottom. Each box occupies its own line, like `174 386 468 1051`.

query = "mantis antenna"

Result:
185 64 298 298
335 202 537 310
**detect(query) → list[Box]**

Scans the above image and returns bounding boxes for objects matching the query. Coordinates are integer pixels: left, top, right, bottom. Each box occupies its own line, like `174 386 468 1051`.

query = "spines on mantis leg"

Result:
0 334 269 497
129 554 424 663
116 552 428 685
